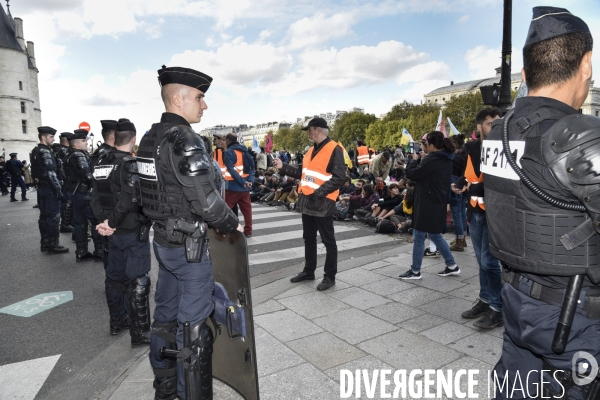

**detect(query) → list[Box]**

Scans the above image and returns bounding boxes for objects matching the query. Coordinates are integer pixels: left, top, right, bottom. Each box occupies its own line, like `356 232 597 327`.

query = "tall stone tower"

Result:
0 2 42 160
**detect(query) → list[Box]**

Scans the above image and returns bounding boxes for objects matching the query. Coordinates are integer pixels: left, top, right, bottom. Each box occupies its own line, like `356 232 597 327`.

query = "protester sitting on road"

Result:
268 176 295 206
340 176 355 196
384 187 414 233
389 160 405 182
369 182 402 220
358 167 374 184
258 173 281 203
374 176 388 199
349 184 379 221
284 180 300 210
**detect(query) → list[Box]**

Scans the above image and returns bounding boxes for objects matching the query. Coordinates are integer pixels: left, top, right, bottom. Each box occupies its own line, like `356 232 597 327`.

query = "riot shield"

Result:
207 229 259 400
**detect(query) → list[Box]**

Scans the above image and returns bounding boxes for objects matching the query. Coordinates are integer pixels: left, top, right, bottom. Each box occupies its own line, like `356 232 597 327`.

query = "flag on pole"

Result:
400 127 413 146
265 133 273 154
446 117 461 137
472 130 478 140
435 110 447 137
237 131 244 145
252 135 261 154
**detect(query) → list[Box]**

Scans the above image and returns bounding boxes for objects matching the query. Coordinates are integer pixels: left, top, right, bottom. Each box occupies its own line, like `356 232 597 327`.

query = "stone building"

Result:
0 3 42 160
424 67 600 116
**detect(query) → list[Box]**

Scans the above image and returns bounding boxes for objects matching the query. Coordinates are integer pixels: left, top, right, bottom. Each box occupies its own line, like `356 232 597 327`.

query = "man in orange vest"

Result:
453 107 502 329
224 133 255 237
273 117 346 291
212 131 228 179
356 140 371 166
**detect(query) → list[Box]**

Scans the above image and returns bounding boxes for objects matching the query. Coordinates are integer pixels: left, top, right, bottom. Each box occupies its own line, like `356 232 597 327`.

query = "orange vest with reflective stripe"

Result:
465 154 485 210
299 141 340 202
213 148 227 177
224 150 249 181
357 146 370 165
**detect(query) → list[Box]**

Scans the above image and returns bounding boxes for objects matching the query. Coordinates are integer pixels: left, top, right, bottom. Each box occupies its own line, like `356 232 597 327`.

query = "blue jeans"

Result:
470 212 502 311
411 228 456 272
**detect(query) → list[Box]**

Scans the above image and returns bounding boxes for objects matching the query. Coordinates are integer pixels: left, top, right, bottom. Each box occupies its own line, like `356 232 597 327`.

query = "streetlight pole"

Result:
499 0 513 112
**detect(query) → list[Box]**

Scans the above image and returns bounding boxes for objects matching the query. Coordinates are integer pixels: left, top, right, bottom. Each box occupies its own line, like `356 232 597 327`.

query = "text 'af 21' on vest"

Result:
299 140 340 202
483 108 600 283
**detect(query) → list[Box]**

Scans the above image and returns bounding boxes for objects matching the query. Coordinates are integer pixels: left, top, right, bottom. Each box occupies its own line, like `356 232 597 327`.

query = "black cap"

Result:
116 120 136 132
60 132 73 141
37 126 57 135
301 117 329 131
100 120 118 130
71 129 89 140
9 153 17 157
525 7 590 47
157 65 213 93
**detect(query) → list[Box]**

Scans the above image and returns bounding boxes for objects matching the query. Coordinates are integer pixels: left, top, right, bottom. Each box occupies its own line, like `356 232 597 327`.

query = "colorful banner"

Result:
446 117 460 137
265 133 273 154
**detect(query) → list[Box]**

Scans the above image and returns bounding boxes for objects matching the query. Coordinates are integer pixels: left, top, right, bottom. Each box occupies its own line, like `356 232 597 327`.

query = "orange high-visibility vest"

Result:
224 150 249 181
299 141 340 202
213 148 227 177
465 154 485 210
357 146 370 165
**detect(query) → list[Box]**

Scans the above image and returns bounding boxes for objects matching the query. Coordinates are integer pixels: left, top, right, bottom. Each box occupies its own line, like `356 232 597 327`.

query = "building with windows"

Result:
0 3 42 159
424 67 600 116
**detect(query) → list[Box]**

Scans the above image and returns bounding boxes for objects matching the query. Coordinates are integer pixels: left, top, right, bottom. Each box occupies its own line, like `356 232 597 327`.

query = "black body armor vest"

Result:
90 144 113 172
64 149 92 192
485 107 600 282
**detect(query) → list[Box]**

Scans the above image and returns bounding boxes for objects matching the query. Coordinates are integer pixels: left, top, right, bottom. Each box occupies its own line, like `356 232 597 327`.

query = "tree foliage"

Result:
443 91 484 135
272 124 310 152
330 111 377 147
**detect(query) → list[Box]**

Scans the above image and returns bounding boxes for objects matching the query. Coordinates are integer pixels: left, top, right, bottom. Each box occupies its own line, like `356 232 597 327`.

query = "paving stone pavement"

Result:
98 234 506 400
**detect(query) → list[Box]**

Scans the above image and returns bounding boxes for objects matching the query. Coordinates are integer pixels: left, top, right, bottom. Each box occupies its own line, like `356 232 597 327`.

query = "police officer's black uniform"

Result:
138 66 238 400
484 7 600 399
52 133 74 233
30 126 69 254
64 129 102 262
90 120 152 345
8 153 28 202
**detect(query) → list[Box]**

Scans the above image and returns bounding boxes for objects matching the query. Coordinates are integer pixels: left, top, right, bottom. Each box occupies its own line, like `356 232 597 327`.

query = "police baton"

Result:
552 274 584 354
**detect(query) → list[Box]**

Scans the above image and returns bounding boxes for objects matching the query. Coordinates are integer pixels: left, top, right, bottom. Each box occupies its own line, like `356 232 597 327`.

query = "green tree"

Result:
273 124 310 152
443 91 484 134
382 101 415 122
331 111 377 146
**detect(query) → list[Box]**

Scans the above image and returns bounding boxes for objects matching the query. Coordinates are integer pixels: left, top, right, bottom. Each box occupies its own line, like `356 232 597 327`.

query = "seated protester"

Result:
339 176 356 196
374 176 389 199
337 179 364 220
284 180 300 210
259 173 281 203
390 161 405 182
358 166 374 184
268 176 295 205
369 183 402 219
397 178 407 192
251 171 274 202
386 187 415 233
349 183 379 221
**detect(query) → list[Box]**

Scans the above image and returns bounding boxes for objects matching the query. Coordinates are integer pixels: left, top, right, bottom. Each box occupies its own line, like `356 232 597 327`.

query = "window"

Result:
20 102 25 113
21 120 27 133
19 81 23 90
435 99 438 103
442 97 446 101
596 111 599 117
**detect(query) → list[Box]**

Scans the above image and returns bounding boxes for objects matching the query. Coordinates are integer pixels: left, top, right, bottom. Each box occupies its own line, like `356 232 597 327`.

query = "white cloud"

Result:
458 14 469 23
397 79 451 103
464 45 523 79
397 61 450 85
287 13 356 49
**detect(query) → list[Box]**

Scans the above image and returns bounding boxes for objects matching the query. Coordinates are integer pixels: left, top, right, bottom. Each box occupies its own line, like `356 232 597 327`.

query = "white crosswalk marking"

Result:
246 225 358 246
240 211 296 221
252 218 303 230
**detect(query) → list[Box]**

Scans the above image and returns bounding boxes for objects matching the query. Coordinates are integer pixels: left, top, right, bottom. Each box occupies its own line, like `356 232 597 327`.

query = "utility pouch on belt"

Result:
137 214 151 242
166 218 207 262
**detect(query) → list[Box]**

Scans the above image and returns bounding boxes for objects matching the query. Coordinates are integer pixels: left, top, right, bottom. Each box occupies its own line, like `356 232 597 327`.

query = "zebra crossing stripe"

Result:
246 225 358 246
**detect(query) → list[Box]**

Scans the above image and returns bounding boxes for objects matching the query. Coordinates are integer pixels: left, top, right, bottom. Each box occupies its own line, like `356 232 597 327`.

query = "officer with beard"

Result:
137 65 240 400
91 120 151 345
484 7 600 398
64 130 103 262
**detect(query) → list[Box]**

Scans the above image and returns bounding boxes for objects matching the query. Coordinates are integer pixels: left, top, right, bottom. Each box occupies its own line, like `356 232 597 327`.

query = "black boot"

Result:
127 276 152 347
21 197 29 201
76 243 94 262
93 249 105 263
109 313 131 335
47 237 69 254
60 225 74 233
153 376 178 400
40 238 50 252
10 197 17 202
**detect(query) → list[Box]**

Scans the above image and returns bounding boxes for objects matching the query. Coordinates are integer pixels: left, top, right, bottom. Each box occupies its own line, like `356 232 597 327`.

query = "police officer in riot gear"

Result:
137 65 240 400
8 153 28 202
90 120 116 169
64 130 103 262
484 7 600 399
30 126 69 254
52 132 74 233
91 120 152 345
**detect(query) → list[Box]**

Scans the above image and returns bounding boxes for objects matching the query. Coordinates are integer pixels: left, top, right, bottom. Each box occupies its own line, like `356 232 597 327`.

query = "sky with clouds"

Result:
8 0 600 137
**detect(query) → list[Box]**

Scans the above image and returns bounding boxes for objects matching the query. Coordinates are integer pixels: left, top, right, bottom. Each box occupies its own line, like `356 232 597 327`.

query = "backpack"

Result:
376 219 397 234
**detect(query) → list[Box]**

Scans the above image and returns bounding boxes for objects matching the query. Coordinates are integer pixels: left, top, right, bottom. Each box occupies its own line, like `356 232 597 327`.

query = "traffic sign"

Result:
79 121 91 132
0 291 73 317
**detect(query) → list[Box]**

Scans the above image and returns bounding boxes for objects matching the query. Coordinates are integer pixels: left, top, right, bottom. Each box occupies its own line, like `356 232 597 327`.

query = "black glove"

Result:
57 193 68 202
